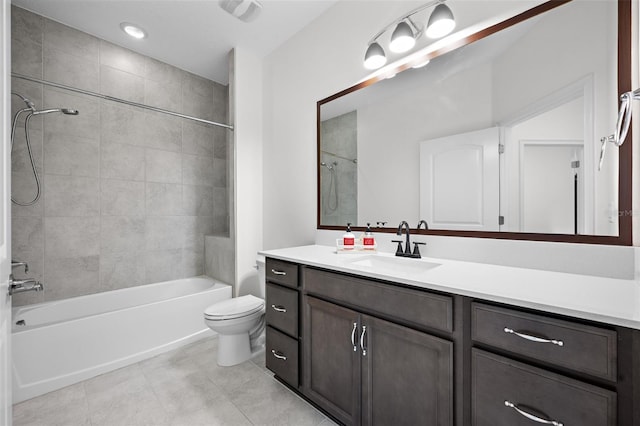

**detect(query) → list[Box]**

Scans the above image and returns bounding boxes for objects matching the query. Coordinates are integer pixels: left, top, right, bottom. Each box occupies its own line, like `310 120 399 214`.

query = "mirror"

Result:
318 0 632 244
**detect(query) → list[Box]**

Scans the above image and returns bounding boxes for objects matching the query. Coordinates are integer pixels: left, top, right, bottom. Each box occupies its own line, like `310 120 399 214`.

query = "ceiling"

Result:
12 0 338 85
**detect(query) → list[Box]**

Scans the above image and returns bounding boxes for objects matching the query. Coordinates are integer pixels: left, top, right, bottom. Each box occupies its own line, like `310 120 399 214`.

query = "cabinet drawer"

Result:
471 303 617 381
266 326 299 388
304 267 453 333
266 258 299 288
472 349 616 426
266 283 299 337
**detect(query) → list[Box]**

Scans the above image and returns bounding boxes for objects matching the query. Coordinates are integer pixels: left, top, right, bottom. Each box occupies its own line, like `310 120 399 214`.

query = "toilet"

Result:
204 257 266 366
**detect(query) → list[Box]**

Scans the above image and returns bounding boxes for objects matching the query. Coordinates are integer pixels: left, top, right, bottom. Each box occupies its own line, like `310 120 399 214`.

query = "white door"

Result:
0 0 12 422
419 127 500 231
520 142 584 234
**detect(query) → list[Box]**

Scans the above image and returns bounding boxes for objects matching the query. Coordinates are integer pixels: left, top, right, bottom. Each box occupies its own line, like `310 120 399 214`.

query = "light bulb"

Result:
364 42 387 70
426 4 455 39
120 22 147 39
389 21 415 53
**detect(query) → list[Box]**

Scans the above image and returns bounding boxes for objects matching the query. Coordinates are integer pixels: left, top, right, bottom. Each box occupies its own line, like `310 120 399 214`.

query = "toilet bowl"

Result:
204 257 267 366
204 295 265 366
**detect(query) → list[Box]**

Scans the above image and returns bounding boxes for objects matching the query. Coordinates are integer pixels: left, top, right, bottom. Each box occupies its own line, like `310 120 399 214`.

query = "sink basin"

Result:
347 255 440 275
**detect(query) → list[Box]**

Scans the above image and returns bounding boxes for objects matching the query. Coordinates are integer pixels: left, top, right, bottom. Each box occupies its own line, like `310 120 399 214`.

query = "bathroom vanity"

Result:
262 245 640 426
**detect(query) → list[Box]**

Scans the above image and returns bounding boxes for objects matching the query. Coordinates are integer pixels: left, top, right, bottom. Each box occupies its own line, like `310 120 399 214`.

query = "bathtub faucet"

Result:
8 275 44 296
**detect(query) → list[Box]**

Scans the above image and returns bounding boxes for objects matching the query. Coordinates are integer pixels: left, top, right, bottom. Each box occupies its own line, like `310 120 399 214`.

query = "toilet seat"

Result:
204 295 264 321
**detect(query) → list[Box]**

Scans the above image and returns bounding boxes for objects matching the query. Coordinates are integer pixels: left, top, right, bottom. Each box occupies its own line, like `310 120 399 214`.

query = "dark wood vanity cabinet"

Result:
265 259 300 389
302 268 453 426
264 257 640 426
471 302 634 426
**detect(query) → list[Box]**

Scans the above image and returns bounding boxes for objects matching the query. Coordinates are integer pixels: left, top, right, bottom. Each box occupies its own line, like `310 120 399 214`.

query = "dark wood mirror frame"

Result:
317 0 632 245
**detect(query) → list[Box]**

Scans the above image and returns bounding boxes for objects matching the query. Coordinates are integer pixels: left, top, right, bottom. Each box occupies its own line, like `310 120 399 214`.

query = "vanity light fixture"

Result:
120 22 147 39
364 0 455 70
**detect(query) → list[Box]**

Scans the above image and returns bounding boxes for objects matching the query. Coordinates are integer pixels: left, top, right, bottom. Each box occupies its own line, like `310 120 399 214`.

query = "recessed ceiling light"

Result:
120 22 147 39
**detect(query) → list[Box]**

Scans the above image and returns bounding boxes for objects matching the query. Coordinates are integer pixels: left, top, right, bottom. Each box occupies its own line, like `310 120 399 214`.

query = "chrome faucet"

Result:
8 274 43 296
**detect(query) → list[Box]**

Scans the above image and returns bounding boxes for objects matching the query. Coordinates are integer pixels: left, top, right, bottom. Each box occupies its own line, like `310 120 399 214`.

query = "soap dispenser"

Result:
343 223 355 250
363 223 375 250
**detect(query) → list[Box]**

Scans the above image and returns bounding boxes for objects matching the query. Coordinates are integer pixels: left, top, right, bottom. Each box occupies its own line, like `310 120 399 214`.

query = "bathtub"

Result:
11 276 231 403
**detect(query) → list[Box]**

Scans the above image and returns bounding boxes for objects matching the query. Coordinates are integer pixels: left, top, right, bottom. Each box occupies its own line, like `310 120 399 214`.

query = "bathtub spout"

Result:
9 275 44 296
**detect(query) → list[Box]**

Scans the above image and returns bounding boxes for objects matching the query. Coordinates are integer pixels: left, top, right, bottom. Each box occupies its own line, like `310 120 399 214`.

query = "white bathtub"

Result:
11 276 231 403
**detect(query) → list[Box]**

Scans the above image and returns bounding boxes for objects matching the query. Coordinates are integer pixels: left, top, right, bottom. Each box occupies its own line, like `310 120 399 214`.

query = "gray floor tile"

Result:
13 336 329 426
12 383 91 426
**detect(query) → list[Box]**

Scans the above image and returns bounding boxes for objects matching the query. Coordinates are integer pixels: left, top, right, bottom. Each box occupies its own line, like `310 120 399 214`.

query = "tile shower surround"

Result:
10 6 230 305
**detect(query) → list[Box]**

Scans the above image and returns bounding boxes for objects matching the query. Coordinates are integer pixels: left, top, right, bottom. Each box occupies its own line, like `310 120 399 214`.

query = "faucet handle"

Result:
412 242 426 258
391 240 404 256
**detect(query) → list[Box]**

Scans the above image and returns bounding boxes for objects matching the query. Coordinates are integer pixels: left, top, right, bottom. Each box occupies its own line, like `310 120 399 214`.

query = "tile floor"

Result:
13 337 337 426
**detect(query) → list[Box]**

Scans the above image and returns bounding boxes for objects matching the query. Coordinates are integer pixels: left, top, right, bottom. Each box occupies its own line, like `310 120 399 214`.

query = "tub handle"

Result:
271 349 287 361
271 269 287 276
271 304 287 313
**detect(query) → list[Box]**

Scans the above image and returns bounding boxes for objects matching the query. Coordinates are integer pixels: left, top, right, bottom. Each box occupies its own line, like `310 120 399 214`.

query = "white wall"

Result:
232 48 263 297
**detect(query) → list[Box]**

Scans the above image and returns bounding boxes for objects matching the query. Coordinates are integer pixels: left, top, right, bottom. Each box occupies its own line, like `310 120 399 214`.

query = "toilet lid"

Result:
204 295 264 320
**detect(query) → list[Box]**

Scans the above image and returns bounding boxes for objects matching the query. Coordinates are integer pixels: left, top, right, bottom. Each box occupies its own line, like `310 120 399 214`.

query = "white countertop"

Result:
259 244 640 330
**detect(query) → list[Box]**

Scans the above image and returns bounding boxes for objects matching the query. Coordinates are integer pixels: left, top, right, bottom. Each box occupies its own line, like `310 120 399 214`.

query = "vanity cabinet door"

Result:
304 296 361 426
361 314 453 426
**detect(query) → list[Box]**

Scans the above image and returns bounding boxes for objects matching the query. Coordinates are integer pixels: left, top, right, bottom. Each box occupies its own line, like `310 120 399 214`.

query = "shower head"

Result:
31 108 79 116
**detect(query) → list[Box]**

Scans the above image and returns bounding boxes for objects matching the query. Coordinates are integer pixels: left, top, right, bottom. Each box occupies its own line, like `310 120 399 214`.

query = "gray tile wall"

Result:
320 111 357 227
10 6 230 306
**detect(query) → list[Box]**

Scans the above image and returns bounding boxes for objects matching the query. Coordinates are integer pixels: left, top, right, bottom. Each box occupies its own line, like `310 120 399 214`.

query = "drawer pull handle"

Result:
271 304 287 313
503 328 564 347
360 325 367 356
271 269 287 276
271 350 287 361
351 322 357 352
504 401 564 426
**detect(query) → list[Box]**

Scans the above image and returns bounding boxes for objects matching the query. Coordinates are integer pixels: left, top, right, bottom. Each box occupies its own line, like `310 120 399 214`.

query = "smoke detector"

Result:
219 0 263 23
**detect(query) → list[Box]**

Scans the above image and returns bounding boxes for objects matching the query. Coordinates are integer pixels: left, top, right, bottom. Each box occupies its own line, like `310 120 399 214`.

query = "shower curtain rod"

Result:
11 73 234 130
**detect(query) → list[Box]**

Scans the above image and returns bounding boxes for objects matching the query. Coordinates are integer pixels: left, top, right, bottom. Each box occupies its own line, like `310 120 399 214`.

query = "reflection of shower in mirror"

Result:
320 161 338 211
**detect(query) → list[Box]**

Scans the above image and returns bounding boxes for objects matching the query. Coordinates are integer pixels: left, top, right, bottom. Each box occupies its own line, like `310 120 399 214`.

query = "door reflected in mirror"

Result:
318 0 627 240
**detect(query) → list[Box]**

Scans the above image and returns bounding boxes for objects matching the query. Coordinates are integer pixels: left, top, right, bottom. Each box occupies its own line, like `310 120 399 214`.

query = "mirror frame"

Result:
317 0 632 245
